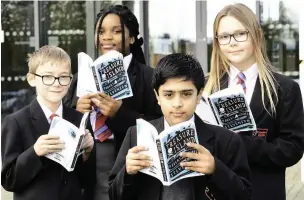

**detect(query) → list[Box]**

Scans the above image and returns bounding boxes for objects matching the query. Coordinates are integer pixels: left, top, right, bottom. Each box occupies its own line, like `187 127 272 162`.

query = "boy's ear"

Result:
27 73 36 87
153 89 160 105
197 88 204 104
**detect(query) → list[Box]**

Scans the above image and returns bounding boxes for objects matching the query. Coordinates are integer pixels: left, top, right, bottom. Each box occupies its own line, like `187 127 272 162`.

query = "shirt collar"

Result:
123 53 133 72
164 115 195 129
37 97 63 123
229 63 258 81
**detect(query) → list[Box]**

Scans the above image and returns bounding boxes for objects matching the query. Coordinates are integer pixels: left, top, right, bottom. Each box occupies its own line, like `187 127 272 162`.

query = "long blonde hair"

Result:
204 3 278 115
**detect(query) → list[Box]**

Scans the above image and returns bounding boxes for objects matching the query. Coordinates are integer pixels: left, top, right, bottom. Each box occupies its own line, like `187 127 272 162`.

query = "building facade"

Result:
1 0 302 118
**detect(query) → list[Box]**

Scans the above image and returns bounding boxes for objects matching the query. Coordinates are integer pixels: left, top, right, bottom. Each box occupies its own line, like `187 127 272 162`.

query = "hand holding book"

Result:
126 146 152 175
180 143 215 175
34 135 65 156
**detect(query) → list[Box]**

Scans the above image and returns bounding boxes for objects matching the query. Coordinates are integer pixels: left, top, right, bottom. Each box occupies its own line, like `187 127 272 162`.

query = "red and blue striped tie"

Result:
237 72 246 93
94 108 112 142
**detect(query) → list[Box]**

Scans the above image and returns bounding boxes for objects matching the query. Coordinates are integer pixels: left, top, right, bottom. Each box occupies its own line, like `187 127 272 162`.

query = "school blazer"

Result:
219 72 304 200
63 57 162 154
1 99 95 200
108 115 252 200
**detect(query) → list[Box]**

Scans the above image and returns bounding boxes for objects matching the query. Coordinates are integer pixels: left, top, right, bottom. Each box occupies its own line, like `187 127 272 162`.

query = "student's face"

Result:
217 16 256 69
27 62 71 108
96 13 135 55
155 78 202 126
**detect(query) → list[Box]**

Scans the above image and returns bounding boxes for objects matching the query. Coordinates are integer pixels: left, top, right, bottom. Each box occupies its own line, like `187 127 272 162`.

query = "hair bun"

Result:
137 37 144 46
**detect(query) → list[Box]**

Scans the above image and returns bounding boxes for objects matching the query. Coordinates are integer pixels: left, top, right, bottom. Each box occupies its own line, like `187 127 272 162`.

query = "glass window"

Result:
261 0 300 78
149 0 196 67
206 1 256 72
1 1 36 119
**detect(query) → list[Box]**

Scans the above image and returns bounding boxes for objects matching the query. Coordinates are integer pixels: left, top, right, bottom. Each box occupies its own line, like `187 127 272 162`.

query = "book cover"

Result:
136 119 204 186
45 112 90 171
77 50 133 100
207 85 256 132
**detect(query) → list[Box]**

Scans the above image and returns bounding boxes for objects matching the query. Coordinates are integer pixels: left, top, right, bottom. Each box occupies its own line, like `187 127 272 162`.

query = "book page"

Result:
209 85 257 132
46 117 85 171
92 50 133 100
136 119 163 182
76 52 97 97
158 121 204 185
195 94 220 126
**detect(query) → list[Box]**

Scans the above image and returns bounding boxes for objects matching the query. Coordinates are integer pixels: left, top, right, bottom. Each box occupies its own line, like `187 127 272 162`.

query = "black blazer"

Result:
63 57 162 154
1 99 94 200
108 115 251 200
219 73 304 200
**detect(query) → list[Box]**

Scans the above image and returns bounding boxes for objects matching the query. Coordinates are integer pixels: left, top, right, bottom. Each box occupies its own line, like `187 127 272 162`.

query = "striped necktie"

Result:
94 108 112 142
237 72 246 93
50 113 58 121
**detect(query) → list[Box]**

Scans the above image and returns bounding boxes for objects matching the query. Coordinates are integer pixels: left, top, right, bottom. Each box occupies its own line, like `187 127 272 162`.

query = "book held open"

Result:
77 50 133 100
196 85 256 132
45 112 90 172
136 119 204 186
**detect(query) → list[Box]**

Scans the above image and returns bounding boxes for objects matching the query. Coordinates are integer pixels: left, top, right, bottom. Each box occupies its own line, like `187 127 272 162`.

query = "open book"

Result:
195 85 256 132
136 119 204 186
77 50 133 100
45 112 90 172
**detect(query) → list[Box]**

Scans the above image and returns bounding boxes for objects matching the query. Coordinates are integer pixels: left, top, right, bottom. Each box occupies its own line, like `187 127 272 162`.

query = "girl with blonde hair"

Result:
203 3 304 200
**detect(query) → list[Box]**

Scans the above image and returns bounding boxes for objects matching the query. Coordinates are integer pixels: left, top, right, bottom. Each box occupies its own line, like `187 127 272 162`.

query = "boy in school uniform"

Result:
1 45 94 200
108 53 251 200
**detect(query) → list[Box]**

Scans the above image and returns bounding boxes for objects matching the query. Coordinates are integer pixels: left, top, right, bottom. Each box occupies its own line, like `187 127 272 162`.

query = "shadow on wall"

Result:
1 88 36 121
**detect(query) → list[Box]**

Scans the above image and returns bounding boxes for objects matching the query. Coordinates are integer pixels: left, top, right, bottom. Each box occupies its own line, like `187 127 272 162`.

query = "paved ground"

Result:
2 161 304 200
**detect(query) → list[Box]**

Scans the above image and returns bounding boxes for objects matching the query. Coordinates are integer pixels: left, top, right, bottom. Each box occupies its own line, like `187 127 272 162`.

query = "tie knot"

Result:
50 113 58 121
237 72 246 81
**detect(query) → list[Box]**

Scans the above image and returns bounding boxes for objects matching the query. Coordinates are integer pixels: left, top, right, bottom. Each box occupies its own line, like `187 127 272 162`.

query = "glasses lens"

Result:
59 76 72 86
234 31 248 42
217 34 230 45
42 75 55 85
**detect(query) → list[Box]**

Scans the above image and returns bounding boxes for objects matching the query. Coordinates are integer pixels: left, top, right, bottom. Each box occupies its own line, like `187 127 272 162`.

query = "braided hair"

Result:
95 5 146 64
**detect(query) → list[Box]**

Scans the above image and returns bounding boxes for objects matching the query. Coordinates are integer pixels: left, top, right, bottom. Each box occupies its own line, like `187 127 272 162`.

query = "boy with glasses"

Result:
1 45 94 200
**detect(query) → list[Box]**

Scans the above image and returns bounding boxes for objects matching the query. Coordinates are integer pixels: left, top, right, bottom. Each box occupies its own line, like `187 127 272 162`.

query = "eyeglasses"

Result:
216 30 249 45
31 73 73 86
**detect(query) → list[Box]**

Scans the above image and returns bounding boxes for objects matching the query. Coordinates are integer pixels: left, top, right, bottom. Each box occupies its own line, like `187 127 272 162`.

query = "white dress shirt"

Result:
37 98 63 124
228 63 258 104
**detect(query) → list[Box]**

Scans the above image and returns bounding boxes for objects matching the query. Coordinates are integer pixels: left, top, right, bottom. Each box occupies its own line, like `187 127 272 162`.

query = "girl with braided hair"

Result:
63 5 162 200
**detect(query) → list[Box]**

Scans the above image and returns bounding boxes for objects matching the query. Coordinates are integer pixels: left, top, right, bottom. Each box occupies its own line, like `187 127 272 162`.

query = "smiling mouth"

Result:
102 45 115 49
230 50 242 54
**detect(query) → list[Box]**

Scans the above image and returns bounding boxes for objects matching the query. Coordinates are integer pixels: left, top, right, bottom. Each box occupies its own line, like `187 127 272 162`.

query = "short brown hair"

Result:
27 45 71 73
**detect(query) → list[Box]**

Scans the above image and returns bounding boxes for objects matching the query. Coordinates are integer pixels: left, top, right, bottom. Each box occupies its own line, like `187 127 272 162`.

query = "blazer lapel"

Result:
127 57 137 89
219 73 229 90
194 114 214 154
249 76 270 121
30 99 50 138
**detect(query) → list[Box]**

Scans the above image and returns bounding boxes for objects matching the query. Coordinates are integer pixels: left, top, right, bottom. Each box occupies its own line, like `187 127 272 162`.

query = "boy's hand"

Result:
34 135 65 156
180 143 215 175
76 93 95 113
91 92 122 118
81 129 94 153
126 146 152 175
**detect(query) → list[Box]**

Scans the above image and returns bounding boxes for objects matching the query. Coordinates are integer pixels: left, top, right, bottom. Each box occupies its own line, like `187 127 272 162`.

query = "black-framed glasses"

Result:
216 30 249 45
31 73 73 86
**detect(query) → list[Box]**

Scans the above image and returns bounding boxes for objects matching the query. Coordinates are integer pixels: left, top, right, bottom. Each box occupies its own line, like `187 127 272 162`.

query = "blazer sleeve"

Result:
239 81 304 168
1 115 44 192
108 126 139 200
207 133 251 200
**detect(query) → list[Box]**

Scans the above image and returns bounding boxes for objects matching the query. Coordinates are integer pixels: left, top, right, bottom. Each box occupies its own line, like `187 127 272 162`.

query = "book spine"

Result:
156 139 168 182
207 98 220 125
91 66 101 91
70 135 85 170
